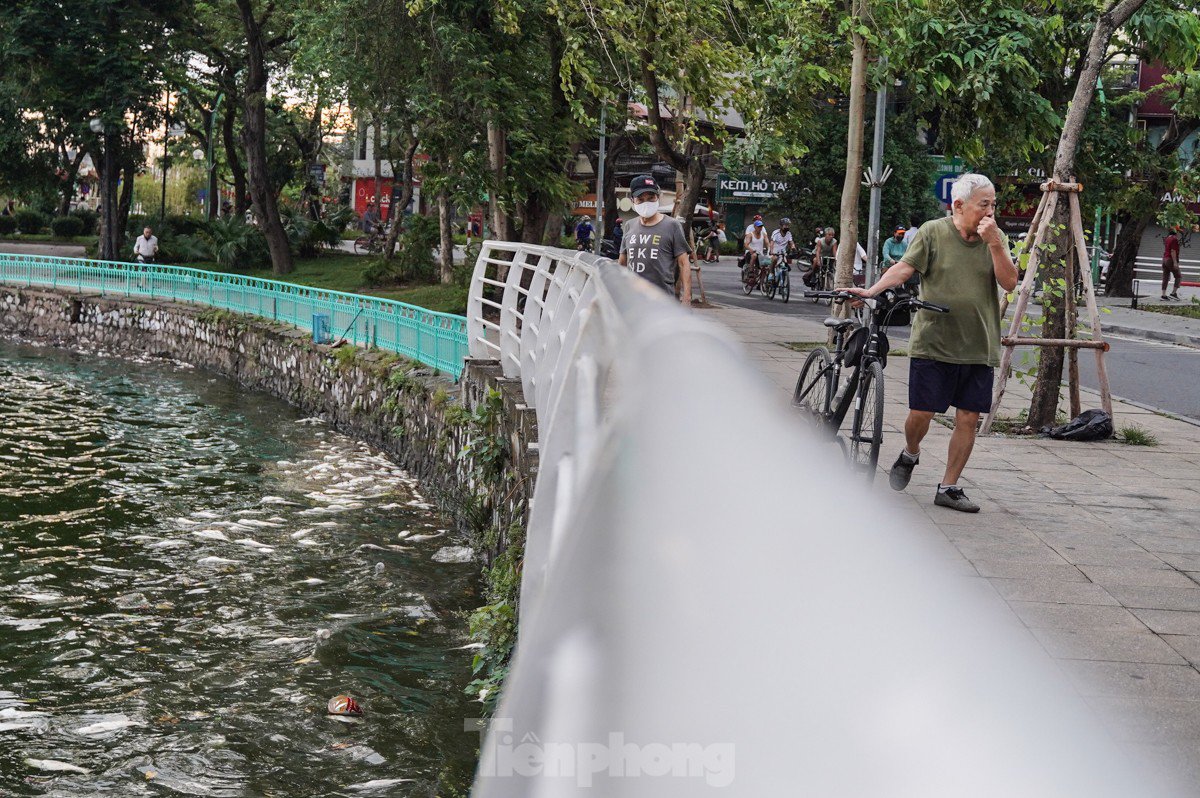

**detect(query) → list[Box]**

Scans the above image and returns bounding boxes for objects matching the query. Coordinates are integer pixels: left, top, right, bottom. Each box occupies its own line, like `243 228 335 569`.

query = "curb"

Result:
1103 323 1200 350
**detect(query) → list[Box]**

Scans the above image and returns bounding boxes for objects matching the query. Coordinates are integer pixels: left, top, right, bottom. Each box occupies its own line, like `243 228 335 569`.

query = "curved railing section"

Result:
0 253 468 375
467 241 1171 797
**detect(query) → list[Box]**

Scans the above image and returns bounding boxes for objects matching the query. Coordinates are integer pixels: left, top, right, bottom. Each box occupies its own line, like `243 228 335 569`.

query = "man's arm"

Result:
979 217 1018 291
676 252 691 307
846 262 916 297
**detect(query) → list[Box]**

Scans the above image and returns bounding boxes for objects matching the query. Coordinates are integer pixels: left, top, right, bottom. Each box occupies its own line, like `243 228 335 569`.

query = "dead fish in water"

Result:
75 719 142 735
193 529 229 542
260 496 301 506
25 758 90 774
327 695 363 717
345 778 413 791
405 532 444 543
197 556 239 567
265 637 309 646
147 539 188 549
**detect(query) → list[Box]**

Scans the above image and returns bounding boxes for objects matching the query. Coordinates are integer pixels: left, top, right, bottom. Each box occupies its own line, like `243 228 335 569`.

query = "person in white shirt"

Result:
132 227 159 263
770 217 794 268
902 215 920 246
743 220 768 270
743 213 763 238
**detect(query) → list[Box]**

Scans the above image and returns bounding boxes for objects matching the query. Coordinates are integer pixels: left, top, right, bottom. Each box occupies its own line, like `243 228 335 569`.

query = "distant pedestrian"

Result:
617 174 691 306
1162 227 1182 301
883 226 919 292
611 217 623 249
903 215 921 246
575 216 594 251
132 227 159 263
847 173 1018 513
703 220 722 262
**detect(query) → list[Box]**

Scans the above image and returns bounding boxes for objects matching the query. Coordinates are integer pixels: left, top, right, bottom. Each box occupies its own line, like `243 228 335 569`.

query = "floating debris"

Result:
327 695 363 717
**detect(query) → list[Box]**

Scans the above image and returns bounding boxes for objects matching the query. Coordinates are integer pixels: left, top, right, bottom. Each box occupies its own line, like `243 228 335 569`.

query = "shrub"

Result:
0 215 16 236
157 231 211 264
364 213 439 286
205 216 270 270
15 210 46 234
165 214 207 237
1117 424 1159 446
50 215 84 238
70 208 99 235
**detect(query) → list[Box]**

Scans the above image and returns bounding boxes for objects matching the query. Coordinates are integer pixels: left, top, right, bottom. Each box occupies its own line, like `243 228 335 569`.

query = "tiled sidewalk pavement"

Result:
703 302 1200 784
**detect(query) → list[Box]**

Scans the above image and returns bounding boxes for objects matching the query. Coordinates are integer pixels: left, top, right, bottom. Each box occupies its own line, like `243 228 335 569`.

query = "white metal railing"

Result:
1130 254 1200 286
466 242 1177 796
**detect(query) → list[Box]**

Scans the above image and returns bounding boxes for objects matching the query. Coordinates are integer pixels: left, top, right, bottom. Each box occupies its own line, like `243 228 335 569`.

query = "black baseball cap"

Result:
630 175 659 198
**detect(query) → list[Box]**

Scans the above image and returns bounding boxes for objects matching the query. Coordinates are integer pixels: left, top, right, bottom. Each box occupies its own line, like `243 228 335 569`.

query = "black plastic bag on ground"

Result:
1043 409 1114 441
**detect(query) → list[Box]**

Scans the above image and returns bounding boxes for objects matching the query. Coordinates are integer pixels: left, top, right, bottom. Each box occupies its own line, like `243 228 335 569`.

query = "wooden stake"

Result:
982 189 1059 433
1068 191 1114 416
998 197 1050 319
1064 237 1081 418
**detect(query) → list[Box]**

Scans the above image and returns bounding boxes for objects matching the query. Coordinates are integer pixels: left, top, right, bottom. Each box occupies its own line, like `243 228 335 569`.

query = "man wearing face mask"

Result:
618 175 692 306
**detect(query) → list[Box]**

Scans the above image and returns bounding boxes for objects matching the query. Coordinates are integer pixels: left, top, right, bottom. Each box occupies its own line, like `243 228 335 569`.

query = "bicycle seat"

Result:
823 317 855 331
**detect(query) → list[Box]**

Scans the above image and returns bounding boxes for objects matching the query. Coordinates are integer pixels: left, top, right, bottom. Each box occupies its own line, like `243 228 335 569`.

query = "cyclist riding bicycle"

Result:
743 219 768 272
809 227 837 285
575 216 595 251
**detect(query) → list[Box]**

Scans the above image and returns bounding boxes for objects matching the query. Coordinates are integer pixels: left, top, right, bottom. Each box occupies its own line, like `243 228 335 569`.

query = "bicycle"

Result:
354 227 389 255
762 249 798 302
792 289 949 481
740 252 771 296
802 255 836 305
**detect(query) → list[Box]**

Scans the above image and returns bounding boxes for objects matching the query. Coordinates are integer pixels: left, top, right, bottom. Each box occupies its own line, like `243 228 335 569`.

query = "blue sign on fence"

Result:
935 172 959 205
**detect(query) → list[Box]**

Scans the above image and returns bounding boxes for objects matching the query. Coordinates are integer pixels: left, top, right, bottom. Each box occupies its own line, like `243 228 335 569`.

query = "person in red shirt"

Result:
1162 228 1182 301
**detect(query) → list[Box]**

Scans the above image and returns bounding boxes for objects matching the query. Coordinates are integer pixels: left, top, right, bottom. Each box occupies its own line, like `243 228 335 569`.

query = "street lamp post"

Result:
161 89 171 224
595 104 606 254
206 93 224 219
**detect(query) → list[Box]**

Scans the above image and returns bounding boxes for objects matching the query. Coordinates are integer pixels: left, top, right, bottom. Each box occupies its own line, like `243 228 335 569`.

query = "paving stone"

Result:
1106 585 1200 613
972 560 1089 582
989 578 1118 606
1164 636 1200 669
1051 546 1165 568
1033 628 1186 665
1009 601 1148 632
1066 661 1200 703
1080 565 1198 589
1132 609 1200 636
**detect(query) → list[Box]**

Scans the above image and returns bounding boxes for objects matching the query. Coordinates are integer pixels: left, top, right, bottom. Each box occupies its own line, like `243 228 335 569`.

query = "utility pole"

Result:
864 58 889 288
207 93 225 219
595 104 607 254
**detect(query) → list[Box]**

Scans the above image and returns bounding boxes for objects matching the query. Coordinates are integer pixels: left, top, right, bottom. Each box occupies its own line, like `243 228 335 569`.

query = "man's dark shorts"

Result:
909 358 993 414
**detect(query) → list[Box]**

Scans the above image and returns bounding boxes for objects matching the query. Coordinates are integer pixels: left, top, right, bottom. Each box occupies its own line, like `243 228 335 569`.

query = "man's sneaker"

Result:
934 486 980 513
1162 295 1171 301
888 451 918 491
1171 292 1181 300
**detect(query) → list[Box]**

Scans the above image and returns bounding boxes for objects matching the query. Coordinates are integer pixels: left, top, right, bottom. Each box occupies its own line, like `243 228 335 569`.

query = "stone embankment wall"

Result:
0 287 534 598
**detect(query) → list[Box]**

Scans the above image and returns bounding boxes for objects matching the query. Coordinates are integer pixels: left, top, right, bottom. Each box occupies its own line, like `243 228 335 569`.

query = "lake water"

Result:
0 342 480 796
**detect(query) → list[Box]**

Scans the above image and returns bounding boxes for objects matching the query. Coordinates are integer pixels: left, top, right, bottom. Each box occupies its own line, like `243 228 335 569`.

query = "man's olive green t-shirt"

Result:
902 216 1008 367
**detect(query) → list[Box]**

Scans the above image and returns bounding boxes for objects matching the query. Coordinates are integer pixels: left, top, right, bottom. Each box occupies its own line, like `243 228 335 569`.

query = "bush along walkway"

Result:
706 301 1200 790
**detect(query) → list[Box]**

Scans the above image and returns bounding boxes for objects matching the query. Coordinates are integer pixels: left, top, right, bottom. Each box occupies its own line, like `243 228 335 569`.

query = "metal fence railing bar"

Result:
0 253 469 375
466 241 1177 797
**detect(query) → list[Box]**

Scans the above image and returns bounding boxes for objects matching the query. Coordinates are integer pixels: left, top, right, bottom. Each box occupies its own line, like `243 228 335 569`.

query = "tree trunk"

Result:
58 149 86 217
542 212 564 246
676 154 706 248
1105 210 1154 297
98 133 120 261
235 0 293 274
116 153 136 252
383 135 418 261
835 2 868 300
1027 0 1148 428
222 103 248 217
438 188 454 284
487 118 510 240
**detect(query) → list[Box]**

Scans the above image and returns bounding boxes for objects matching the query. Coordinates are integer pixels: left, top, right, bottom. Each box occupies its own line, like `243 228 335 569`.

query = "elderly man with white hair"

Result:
847 173 1018 512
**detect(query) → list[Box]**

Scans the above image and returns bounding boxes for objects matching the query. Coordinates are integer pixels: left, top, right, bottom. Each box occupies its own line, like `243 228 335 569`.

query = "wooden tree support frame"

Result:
981 181 1113 434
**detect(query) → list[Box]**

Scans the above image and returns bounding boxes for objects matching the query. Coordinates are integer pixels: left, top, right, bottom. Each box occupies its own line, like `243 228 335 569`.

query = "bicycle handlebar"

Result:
800 290 950 314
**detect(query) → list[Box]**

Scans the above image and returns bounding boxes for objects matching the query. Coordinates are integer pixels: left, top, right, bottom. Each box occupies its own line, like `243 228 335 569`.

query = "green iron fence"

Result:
0 254 468 376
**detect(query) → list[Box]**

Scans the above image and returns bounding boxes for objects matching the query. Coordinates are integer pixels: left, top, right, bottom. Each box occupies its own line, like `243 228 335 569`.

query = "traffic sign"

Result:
935 172 959 204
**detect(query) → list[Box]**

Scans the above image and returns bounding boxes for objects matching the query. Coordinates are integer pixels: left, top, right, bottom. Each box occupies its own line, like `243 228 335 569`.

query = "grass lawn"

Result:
0 234 94 245
196 252 469 315
1140 302 1200 320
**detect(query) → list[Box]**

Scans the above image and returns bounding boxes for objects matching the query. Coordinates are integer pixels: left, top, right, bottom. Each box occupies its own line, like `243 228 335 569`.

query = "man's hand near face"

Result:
977 215 1002 246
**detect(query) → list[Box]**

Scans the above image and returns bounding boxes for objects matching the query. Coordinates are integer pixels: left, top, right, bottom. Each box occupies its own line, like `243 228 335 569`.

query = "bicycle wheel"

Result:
741 266 756 295
780 271 790 303
849 360 885 481
763 272 776 300
822 269 835 306
793 347 834 428
354 236 370 255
